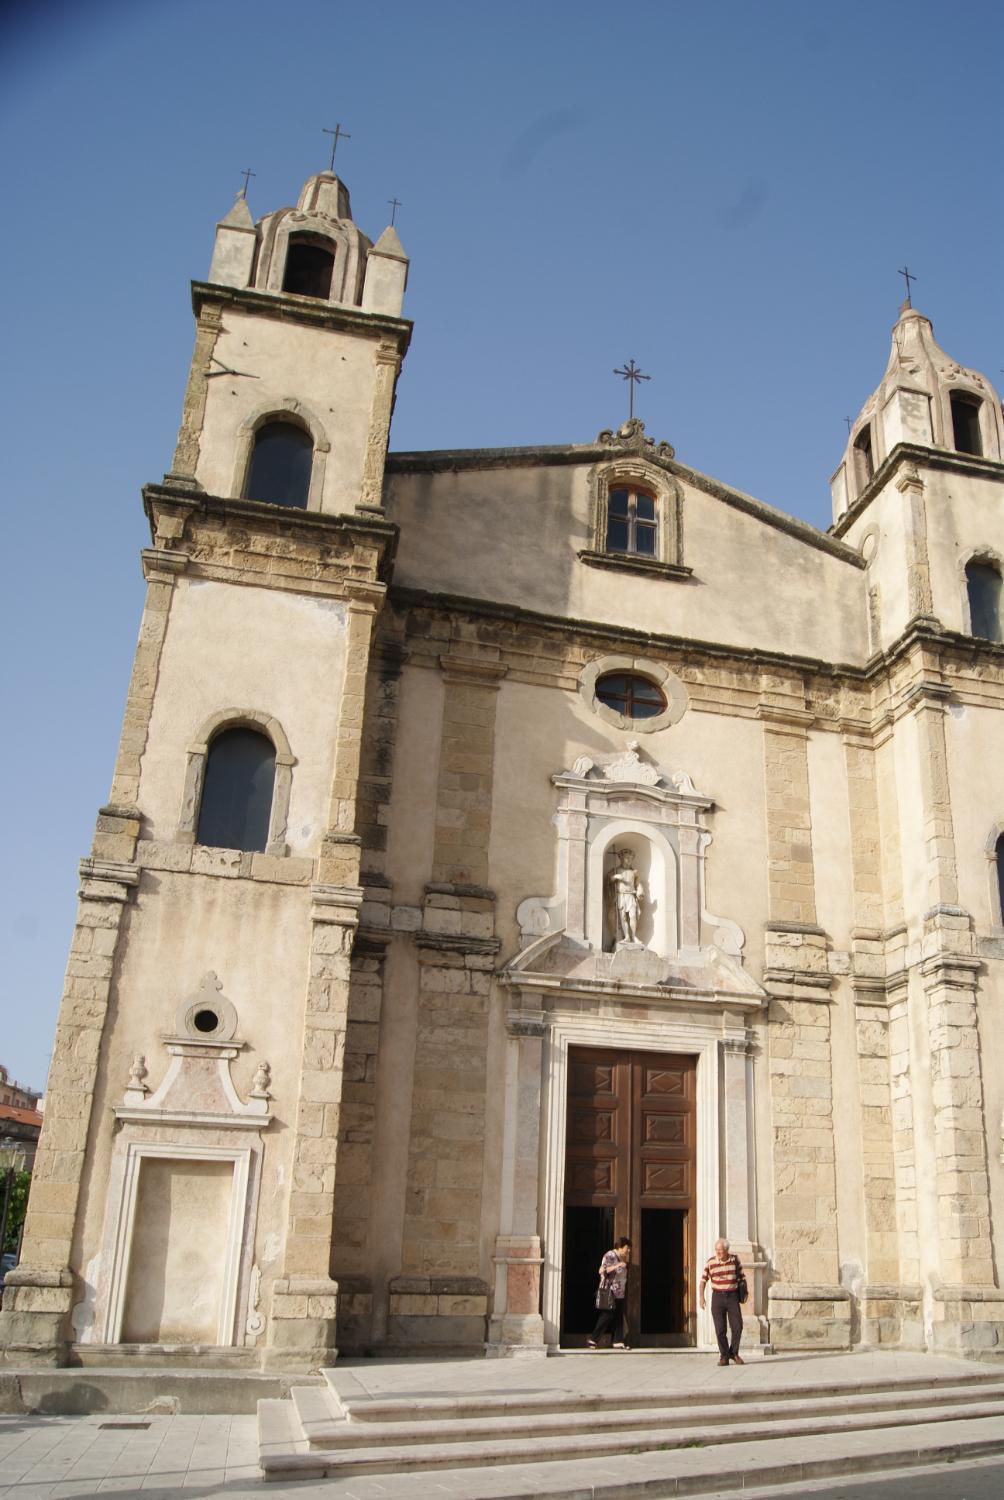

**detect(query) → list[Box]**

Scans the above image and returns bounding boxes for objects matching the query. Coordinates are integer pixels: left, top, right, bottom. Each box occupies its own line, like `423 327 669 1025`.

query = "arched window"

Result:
854 425 874 487
595 672 667 719
196 728 276 852
282 235 335 299
995 835 1004 928
244 421 313 508
966 559 1002 642
606 486 658 557
951 393 982 457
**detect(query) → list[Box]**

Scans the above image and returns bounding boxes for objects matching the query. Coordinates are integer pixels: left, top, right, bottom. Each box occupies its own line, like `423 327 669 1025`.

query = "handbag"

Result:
595 1283 616 1311
736 1257 749 1305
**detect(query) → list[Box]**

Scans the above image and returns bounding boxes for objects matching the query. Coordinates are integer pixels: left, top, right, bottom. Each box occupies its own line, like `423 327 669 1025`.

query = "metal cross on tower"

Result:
239 168 256 200
898 265 918 307
388 197 402 226
613 360 651 421
844 415 853 435
323 123 351 172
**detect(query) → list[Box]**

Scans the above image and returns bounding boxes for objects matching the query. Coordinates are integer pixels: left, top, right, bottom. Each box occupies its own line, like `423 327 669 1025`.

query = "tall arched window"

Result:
951 393 982 457
995 834 1004 929
244 421 313 508
197 728 276 852
966 559 1002 642
282 235 335 299
854 425 874 487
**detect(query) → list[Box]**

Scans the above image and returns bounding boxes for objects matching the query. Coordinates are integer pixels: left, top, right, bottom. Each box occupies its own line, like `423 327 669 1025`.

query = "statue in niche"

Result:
608 847 644 946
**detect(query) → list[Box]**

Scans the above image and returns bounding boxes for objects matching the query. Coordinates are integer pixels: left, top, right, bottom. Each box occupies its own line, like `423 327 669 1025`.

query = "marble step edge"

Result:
260 1397 1004 1477
324 1367 1004 1423
292 1379 1004 1449
259 1415 1004 1490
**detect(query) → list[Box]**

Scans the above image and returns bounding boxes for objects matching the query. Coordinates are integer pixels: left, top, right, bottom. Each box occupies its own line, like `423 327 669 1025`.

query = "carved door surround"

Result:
488 747 766 1355
82 974 272 1353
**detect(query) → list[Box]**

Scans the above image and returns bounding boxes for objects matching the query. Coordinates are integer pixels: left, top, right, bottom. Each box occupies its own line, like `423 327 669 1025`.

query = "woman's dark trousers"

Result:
711 1290 742 1358
591 1298 626 1343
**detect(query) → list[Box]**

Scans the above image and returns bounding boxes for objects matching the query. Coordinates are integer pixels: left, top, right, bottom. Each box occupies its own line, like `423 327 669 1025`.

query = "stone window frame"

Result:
579 654 688 734
984 823 1004 931
960 548 1003 641
948 387 985 458
579 458 690 580
231 398 330 512
178 708 294 857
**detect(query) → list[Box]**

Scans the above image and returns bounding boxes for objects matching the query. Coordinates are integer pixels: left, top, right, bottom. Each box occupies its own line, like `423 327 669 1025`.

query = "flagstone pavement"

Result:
2 1349 1004 1499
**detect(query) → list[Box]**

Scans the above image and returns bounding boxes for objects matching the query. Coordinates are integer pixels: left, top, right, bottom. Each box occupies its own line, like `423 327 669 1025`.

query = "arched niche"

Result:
587 820 678 957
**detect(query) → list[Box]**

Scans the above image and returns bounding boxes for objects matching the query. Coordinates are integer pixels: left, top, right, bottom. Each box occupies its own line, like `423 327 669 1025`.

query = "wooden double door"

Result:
561 1047 697 1347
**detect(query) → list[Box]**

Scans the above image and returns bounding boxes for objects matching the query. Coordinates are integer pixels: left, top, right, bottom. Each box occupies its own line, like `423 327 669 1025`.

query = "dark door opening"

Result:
561 1047 696 1347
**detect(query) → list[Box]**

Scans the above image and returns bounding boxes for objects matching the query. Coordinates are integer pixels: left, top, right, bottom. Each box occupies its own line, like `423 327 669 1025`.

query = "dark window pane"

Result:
967 561 1002 641
854 425 874 485
596 674 629 711
997 836 1004 925
197 728 276 853
282 237 335 299
595 671 667 719
635 523 657 555
245 422 313 508
608 490 630 516
951 394 982 457
607 517 630 552
635 494 656 521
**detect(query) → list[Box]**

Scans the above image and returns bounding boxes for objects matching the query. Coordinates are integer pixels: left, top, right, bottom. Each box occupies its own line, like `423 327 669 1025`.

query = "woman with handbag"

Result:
587 1236 632 1349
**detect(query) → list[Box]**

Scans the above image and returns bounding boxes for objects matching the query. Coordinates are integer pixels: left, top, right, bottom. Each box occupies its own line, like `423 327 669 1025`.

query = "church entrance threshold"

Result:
560 1047 696 1347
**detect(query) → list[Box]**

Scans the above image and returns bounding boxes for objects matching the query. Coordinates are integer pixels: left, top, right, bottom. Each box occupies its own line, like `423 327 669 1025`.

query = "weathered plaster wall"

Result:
139 577 346 853
194 309 379 514
70 870 312 1344
387 466 868 664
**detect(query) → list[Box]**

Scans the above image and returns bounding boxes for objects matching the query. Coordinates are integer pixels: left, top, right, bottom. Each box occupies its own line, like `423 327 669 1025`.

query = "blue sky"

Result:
2 0 1001 1089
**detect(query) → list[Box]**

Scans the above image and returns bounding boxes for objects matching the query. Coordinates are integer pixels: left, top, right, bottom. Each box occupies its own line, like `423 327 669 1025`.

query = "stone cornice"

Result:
190 280 412 355
143 482 398 551
831 442 1004 539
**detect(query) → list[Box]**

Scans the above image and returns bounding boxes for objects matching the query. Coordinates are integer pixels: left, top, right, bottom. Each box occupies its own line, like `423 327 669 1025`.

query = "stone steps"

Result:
257 1370 1004 1487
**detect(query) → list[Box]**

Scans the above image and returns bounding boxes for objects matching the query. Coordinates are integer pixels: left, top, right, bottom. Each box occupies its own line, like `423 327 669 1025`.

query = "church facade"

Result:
4 170 1004 1370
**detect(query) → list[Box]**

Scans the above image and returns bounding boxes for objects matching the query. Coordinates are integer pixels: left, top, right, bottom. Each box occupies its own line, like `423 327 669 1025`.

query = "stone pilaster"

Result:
487 1001 546 1356
266 581 383 1370
357 340 402 514
0 854 138 1364
392 650 504 1346
171 301 222 479
760 695 849 1348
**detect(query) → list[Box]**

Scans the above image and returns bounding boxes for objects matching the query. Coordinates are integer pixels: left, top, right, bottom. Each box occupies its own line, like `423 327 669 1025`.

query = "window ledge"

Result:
578 550 693 581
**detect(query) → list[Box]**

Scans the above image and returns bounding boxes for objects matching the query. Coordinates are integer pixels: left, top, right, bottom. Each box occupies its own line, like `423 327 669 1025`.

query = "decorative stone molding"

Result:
178 708 294 856
508 743 761 1006
83 973 271 1352
579 659 688 734
230 397 331 513
595 417 675 460
585 441 685 573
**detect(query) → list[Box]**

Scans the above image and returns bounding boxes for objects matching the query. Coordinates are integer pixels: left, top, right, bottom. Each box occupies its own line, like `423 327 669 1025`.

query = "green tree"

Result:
2 1171 31 1257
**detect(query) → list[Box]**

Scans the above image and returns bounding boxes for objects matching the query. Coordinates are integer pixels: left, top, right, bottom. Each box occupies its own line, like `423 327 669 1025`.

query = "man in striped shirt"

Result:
698 1237 744 1365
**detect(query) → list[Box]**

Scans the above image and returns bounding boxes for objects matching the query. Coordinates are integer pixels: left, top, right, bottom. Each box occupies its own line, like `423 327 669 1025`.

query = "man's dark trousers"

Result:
711 1290 742 1359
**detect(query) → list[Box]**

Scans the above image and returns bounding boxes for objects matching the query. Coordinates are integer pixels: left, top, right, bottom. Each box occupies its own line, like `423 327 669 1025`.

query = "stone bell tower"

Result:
0 171 411 1371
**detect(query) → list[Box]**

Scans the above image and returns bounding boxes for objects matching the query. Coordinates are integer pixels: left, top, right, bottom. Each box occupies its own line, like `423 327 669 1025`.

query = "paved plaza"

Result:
2 1350 1004 1499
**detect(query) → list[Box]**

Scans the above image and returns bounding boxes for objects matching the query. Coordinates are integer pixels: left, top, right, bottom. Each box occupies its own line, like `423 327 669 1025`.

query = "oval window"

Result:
595 672 667 719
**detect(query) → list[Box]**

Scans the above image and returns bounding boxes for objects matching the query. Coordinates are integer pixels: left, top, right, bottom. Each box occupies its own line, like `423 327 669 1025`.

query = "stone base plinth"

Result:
860 1285 924 1349
931 1286 1004 1359
263 1277 339 1372
0 1268 75 1367
385 1275 488 1350
486 1312 546 1356
767 1284 852 1349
